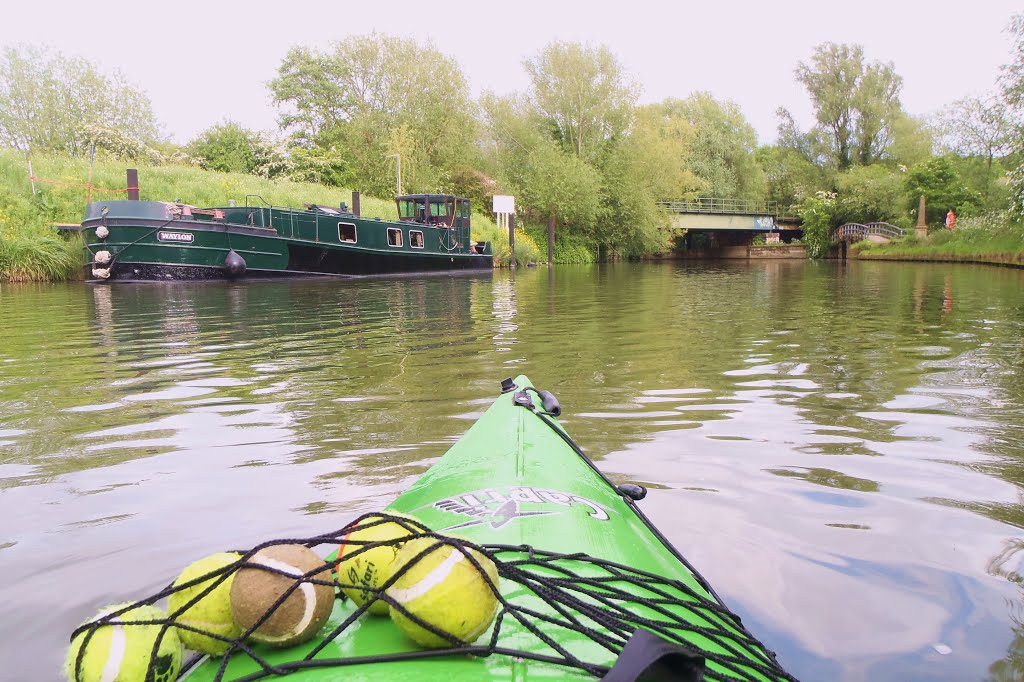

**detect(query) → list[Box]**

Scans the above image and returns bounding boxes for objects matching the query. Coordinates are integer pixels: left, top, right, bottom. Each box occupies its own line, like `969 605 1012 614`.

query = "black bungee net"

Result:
68 513 798 682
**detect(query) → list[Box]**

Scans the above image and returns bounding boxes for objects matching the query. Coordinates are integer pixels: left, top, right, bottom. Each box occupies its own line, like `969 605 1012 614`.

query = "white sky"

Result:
1 0 1019 144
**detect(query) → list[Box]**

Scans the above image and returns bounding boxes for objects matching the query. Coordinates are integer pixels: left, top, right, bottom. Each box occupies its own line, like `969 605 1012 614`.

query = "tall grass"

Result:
0 149 503 280
473 221 541 267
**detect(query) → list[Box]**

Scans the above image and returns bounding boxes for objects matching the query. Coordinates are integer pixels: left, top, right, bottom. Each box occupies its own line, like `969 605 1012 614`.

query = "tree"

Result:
904 157 981 226
1002 14 1024 111
0 45 159 154
888 113 934 168
481 93 603 231
656 93 765 200
269 35 477 195
999 14 1024 217
938 94 1015 172
794 43 903 169
522 42 638 161
187 121 258 174
756 144 829 207
833 165 904 225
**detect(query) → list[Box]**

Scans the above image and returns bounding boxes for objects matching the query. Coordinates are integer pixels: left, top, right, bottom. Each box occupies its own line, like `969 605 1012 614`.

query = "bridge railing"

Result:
657 197 802 220
832 222 905 243
657 197 780 215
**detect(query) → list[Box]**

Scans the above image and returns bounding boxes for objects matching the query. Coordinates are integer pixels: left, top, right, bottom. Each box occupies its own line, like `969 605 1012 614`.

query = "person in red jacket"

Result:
945 209 956 230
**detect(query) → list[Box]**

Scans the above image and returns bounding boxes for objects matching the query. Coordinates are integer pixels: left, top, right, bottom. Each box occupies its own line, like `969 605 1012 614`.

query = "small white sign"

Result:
158 231 194 243
493 195 515 214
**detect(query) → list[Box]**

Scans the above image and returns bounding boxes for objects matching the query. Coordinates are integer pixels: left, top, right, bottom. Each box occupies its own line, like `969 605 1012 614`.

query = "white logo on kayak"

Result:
427 486 610 531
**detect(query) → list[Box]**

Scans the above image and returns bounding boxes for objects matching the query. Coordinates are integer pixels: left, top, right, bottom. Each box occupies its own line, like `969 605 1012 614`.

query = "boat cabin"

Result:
396 194 470 230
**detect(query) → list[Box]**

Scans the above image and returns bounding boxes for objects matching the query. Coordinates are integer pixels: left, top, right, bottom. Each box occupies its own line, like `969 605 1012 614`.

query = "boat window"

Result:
460 202 470 218
410 230 424 248
387 227 404 247
430 201 448 217
399 201 415 219
338 222 357 243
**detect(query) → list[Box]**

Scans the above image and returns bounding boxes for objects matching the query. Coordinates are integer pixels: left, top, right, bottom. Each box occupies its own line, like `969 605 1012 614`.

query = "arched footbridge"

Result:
832 222 904 244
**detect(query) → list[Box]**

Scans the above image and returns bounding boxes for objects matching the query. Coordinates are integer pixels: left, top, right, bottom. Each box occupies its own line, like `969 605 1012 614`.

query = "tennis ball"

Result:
386 536 500 648
230 544 335 648
65 603 181 682
167 552 242 655
336 512 428 615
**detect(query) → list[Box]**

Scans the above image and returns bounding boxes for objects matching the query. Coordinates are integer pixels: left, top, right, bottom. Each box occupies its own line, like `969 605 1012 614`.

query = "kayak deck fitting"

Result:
69 376 796 682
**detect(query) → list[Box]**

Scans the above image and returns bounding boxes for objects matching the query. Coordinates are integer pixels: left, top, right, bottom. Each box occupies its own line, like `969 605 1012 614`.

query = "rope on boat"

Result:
68 514 798 682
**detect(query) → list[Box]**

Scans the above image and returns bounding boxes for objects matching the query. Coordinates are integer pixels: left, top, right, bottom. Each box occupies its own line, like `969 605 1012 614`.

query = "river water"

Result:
2 261 1024 681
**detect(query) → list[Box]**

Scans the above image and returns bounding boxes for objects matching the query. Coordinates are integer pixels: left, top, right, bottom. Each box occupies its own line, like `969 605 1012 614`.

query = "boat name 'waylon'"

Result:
157 231 194 243
429 486 610 531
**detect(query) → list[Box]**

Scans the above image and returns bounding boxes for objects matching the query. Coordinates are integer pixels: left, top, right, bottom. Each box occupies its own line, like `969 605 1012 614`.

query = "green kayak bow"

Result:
73 375 795 682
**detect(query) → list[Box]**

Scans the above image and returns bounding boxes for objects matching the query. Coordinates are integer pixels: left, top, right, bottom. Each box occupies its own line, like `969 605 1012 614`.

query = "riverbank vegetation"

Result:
853 211 1024 263
2 16 1024 281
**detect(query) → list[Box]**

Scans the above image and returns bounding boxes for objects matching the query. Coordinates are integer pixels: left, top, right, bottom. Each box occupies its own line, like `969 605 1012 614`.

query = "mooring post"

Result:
915 194 928 238
126 169 139 200
86 142 95 205
27 157 36 195
508 213 516 268
547 215 555 266
352 191 361 217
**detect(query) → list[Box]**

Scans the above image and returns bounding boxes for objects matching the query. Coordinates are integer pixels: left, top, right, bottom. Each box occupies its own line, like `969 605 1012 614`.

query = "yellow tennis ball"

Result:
65 603 181 682
167 552 242 655
386 536 500 648
230 544 335 648
336 513 428 615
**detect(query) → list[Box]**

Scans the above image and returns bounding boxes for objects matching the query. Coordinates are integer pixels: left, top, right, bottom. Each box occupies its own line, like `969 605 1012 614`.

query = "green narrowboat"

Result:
79 193 492 282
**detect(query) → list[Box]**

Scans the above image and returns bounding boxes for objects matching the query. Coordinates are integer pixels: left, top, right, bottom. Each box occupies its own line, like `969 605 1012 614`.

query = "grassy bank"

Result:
0 149 507 281
851 212 1024 268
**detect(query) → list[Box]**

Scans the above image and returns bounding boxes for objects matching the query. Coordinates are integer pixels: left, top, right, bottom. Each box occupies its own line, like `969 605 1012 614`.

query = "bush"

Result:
798 191 836 259
525 225 596 264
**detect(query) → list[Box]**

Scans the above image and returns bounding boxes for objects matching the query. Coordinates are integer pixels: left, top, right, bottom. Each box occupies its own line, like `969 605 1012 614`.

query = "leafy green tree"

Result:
791 43 903 169
888 113 934 168
1001 14 1024 217
269 35 477 195
595 105 702 257
656 93 765 200
187 121 258 174
1002 14 1024 111
904 157 981 227
522 42 638 161
799 191 836 258
756 144 829 207
0 45 159 154
938 94 1015 173
481 93 602 231
833 165 904 225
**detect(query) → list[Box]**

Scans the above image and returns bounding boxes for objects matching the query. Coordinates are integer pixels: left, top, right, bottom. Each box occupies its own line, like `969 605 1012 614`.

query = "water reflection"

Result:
2 261 1024 680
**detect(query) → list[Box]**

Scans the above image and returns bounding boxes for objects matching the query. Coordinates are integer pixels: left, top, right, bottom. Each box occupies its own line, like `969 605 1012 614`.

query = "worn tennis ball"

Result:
336 512 428 615
386 536 500 648
230 544 335 648
65 603 181 682
167 552 242 655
